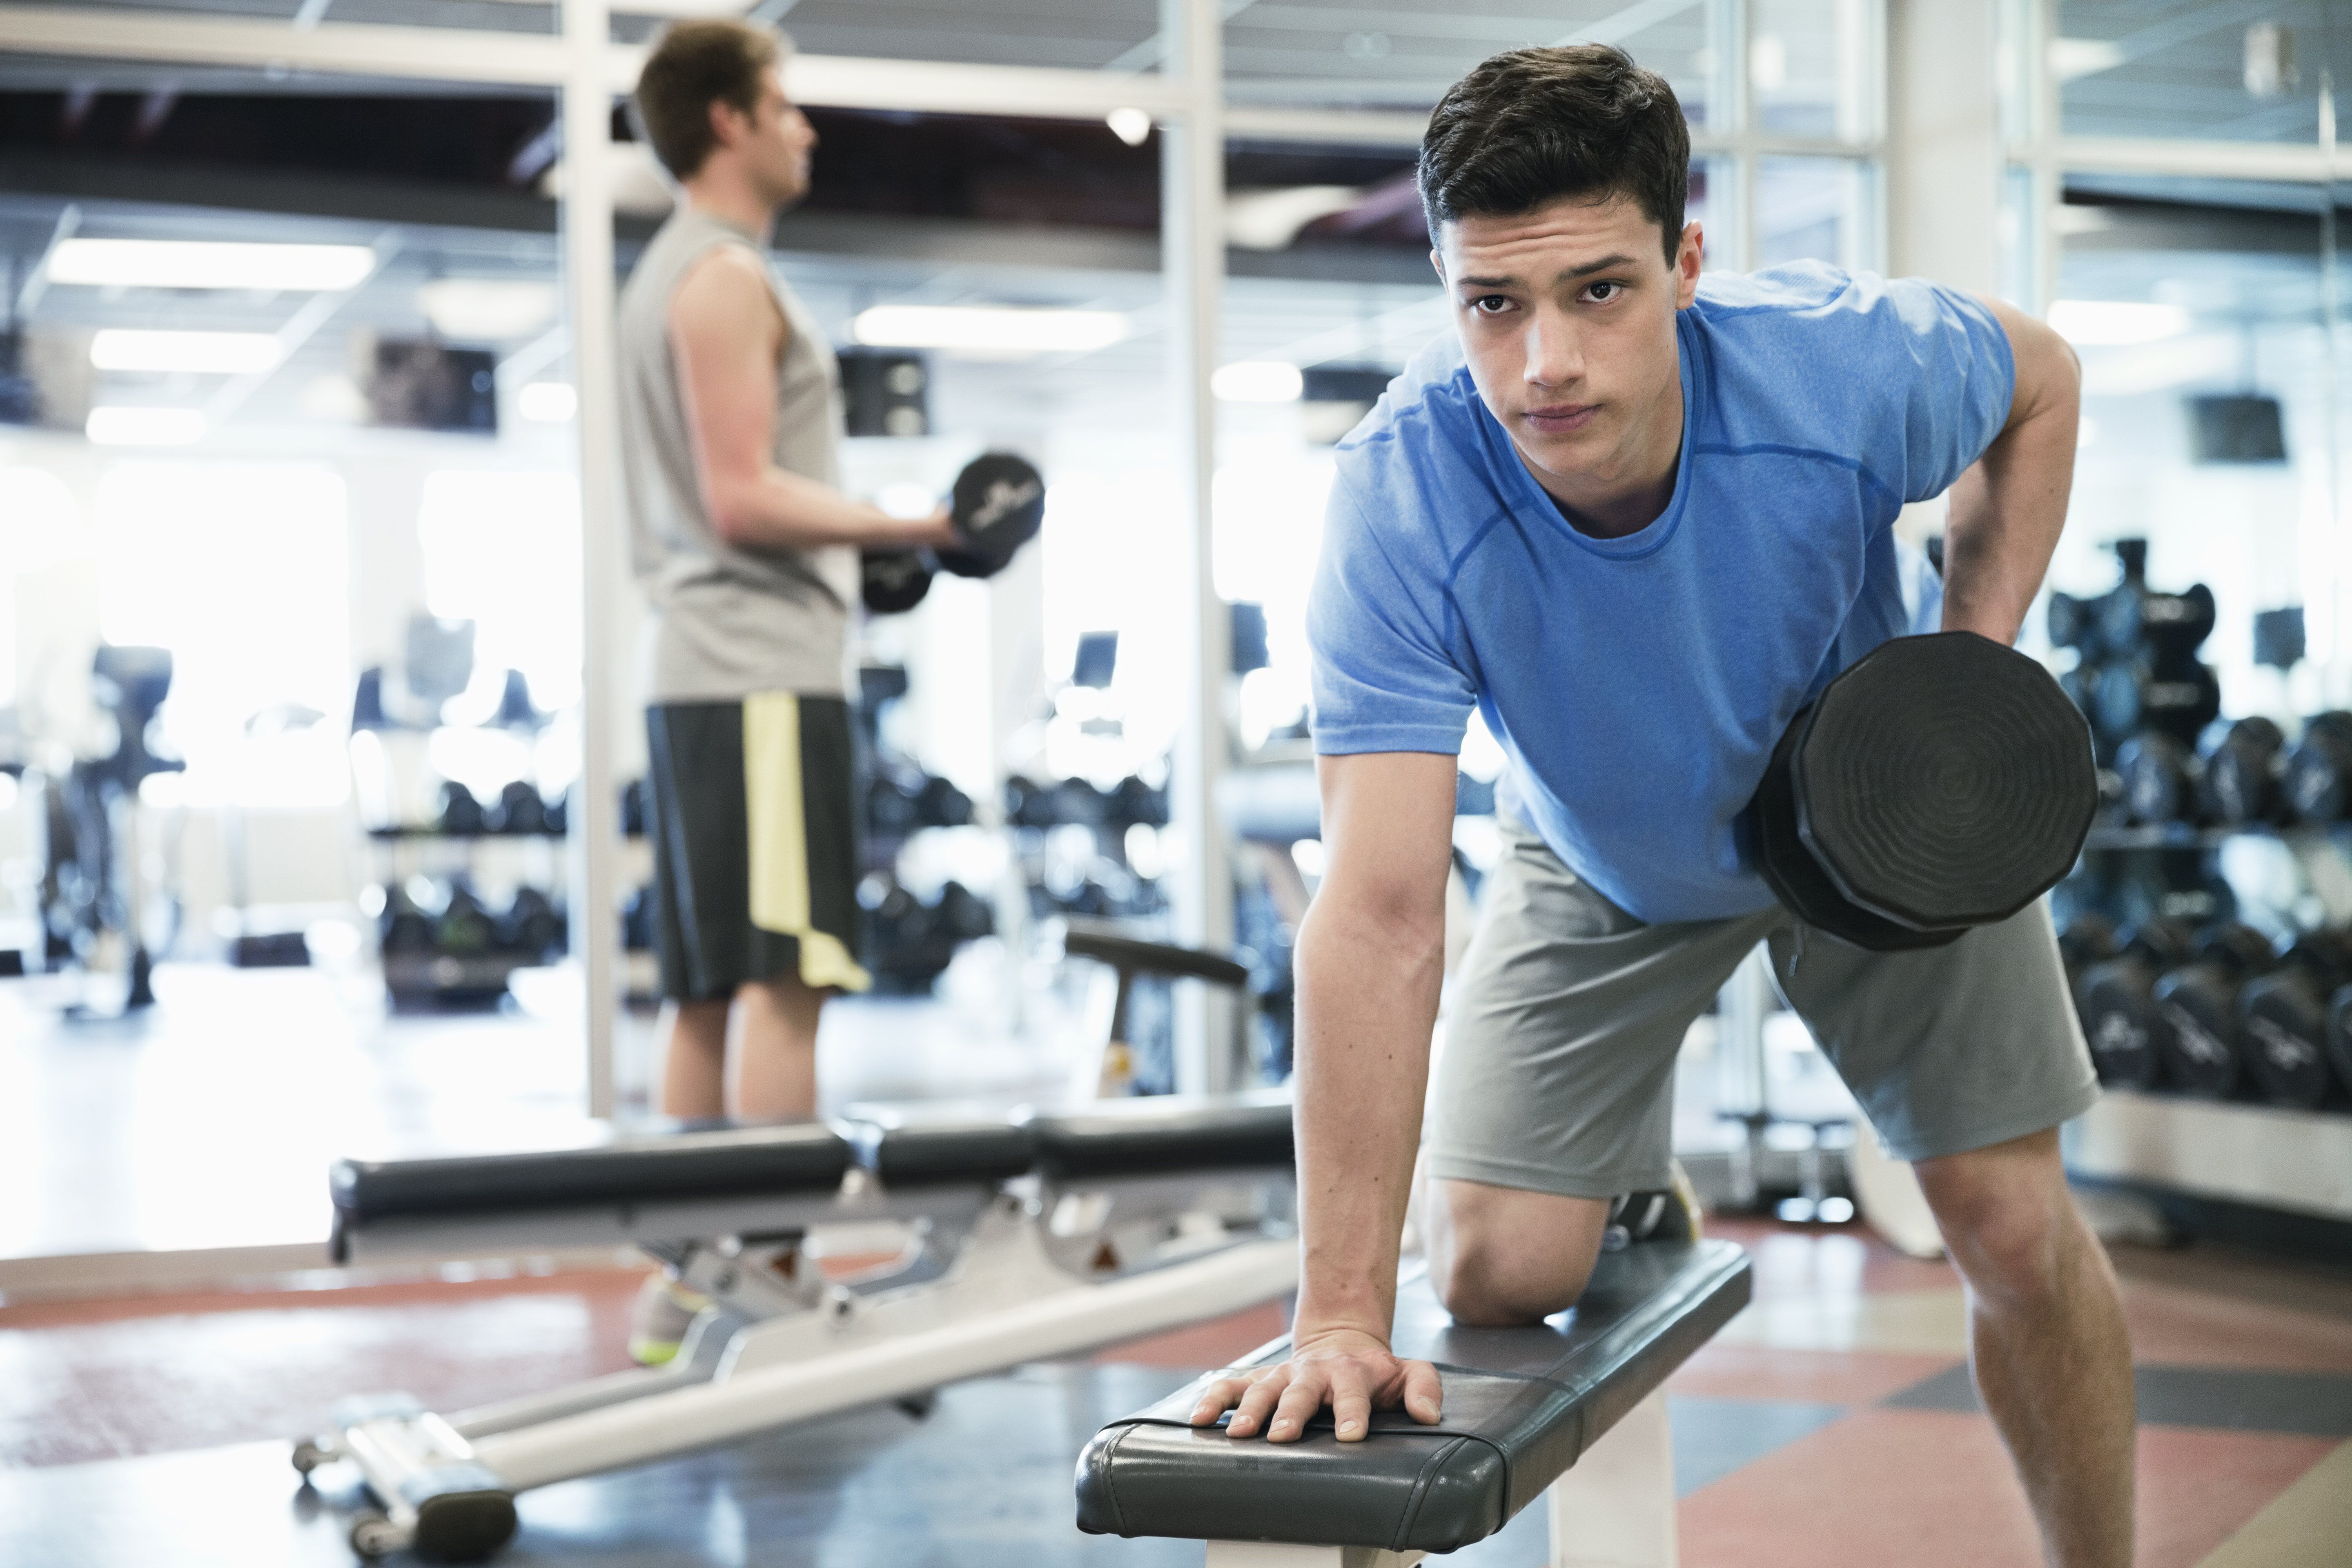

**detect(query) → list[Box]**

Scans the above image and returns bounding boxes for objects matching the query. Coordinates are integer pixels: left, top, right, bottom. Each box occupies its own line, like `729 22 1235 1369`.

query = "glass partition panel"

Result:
1751 0 1875 140
1756 153 1875 270
2054 0 2339 145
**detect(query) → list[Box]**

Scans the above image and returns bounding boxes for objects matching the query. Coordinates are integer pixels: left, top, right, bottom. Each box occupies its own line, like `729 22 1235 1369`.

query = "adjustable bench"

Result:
1077 1238 1751 1568
300 1091 1300 1561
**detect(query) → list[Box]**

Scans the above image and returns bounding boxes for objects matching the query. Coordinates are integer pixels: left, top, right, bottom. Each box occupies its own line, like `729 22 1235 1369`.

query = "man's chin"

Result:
1511 426 1609 483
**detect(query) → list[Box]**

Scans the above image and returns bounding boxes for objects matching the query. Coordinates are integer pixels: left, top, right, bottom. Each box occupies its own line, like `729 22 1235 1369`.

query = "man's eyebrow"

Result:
1451 254 1641 290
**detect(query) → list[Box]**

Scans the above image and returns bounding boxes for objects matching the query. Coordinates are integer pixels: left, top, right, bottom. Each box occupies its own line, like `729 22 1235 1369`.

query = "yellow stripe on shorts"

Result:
742 690 872 993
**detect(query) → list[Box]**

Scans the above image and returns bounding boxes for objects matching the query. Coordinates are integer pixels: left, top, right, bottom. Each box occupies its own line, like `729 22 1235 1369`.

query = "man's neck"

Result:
1520 375 1684 540
681 167 777 243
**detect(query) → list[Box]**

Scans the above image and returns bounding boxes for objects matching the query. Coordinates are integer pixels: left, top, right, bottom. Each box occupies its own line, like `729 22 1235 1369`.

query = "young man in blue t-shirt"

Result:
1190 45 2129 1564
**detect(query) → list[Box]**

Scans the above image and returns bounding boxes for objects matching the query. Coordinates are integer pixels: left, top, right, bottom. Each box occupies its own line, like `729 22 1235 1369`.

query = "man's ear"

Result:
1429 248 1446 284
1674 221 1704 308
707 96 746 151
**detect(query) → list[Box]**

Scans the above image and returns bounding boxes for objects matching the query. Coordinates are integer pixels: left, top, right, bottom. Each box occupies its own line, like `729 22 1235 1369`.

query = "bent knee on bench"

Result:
1426 1179 1608 1327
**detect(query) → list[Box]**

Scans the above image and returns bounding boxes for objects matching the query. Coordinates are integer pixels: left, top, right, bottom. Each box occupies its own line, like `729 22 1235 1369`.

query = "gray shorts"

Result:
1430 813 2101 1199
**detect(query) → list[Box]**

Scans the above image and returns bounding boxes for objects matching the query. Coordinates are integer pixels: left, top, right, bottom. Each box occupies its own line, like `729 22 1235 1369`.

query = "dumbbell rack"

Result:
2067 820 2352 1225
363 827 569 1006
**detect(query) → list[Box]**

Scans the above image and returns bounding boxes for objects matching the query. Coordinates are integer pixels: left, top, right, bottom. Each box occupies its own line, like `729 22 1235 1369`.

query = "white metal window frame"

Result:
0 0 1890 1109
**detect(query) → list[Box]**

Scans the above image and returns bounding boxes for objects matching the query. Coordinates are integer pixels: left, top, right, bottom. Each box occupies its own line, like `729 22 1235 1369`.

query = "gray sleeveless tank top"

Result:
619 206 856 702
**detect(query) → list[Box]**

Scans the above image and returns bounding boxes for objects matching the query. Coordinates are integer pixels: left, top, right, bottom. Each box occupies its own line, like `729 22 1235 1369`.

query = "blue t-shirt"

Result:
1307 262 2014 924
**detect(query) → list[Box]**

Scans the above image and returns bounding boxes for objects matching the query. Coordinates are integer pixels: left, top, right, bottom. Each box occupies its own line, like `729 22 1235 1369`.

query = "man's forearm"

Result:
1942 307 2081 644
1290 895 1446 1341
711 466 941 553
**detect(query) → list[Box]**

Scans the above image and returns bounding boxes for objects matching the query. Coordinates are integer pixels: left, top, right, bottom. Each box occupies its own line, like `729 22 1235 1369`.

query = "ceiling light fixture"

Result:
851 305 1128 355
90 329 283 375
1212 361 1305 403
2047 299 2192 346
419 278 561 342
51 238 376 292
1107 107 1153 146
86 407 208 446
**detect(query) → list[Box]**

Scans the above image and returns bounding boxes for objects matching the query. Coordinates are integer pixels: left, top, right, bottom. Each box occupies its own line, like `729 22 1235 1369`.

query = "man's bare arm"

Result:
1940 296 2081 644
670 247 951 553
1190 749 1455 1442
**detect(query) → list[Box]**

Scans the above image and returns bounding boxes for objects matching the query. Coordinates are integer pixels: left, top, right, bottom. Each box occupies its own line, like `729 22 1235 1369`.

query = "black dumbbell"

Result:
2091 661 2222 748
914 773 973 829
932 880 995 942
1109 773 1170 829
381 884 436 955
2239 931 2352 1109
497 886 566 961
2100 581 2216 673
861 548 935 615
864 773 922 839
2116 731 2198 826
2325 983 2352 1109
2077 920 2196 1088
2285 711 2352 824
2047 590 2111 660
493 780 549 835
1050 776 1111 827
2152 923 2278 1098
433 880 496 958
621 883 657 953
1748 632 2098 951
2199 717 2285 826
934 452 1046 579
438 781 486 835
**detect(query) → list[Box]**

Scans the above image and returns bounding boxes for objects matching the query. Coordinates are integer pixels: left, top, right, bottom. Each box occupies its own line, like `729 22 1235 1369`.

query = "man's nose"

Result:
1523 309 1583 387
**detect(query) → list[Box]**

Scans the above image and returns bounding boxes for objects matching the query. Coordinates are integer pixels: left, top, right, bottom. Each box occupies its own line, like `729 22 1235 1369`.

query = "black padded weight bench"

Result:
301 1092 1300 1560
1077 1238 1750 1568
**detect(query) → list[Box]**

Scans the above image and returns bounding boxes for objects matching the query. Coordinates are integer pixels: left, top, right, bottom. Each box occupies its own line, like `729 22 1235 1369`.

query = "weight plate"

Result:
1792 632 2098 933
947 451 1046 575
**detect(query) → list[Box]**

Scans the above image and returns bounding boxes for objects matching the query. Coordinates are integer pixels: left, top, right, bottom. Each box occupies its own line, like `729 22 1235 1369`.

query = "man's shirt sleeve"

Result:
1879 275 2017 503
1307 478 1477 756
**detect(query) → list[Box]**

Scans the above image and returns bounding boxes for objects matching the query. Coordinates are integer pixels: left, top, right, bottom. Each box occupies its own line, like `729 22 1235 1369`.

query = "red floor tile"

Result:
0 1270 648 1468
1710 1219 1961 1300
1666 1343 1960 1405
1679 1407 2336 1568
2118 1275 2352 1374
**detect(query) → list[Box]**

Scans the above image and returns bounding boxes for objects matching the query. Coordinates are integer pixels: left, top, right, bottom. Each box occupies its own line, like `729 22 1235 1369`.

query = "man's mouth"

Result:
1523 403 1599 434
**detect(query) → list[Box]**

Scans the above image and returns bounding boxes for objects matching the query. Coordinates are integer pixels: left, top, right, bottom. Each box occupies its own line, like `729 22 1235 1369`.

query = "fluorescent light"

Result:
90 329 282 375
2047 300 2190 347
1212 361 1304 403
51 238 375 292
851 305 1127 355
517 381 577 422
1106 107 1152 146
2049 38 2123 82
87 407 208 445
419 278 560 342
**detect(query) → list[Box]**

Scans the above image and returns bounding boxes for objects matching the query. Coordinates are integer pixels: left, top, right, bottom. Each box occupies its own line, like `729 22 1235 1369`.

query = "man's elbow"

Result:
702 483 761 547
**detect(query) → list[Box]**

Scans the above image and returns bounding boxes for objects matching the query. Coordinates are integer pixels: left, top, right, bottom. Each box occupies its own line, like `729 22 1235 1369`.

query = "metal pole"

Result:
1161 0 1234 1093
561 0 623 1118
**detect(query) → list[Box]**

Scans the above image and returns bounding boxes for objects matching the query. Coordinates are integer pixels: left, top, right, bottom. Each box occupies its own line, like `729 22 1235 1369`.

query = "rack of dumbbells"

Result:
2049 538 2352 1124
853 665 998 994
353 656 569 1009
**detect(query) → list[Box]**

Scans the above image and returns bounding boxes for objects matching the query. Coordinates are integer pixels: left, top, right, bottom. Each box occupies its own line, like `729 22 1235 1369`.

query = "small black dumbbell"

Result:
2076 920 2197 1089
2153 924 2278 1098
2239 931 2352 1109
2285 711 2352 824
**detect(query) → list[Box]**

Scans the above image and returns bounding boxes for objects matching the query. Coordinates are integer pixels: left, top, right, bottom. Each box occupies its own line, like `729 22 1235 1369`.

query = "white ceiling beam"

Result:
2016 136 2333 186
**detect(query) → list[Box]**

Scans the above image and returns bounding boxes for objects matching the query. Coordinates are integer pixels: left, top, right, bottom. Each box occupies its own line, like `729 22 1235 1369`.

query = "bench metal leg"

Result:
1546 1387 1677 1568
1205 1546 1424 1568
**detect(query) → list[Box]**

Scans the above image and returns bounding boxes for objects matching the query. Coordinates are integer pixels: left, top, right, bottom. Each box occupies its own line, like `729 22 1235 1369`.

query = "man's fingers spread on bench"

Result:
1265 1373 1331 1443
1224 1369 1291 1438
1401 1358 1443 1424
1328 1366 1374 1441
1188 1373 1256 1426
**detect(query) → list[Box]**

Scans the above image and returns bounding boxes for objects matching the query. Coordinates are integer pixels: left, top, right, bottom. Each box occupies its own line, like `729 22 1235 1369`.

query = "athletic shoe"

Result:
1601 1163 1704 1252
627 1274 710 1367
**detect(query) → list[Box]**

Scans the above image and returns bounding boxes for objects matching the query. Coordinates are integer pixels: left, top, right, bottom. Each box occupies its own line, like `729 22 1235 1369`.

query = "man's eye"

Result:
1472 295 1511 314
1584 281 1624 303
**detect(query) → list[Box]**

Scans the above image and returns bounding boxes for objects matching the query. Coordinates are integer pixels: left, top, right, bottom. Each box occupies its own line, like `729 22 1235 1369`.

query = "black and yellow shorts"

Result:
644 694 871 1003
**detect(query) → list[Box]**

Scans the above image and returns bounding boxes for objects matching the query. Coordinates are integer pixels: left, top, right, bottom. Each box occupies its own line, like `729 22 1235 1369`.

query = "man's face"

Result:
719 67 816 205
1434 196 1702 496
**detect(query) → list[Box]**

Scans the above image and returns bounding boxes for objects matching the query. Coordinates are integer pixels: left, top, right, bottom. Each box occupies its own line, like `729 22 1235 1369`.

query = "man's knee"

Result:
1426 1180 1605 1327
1915 1130 2085 1305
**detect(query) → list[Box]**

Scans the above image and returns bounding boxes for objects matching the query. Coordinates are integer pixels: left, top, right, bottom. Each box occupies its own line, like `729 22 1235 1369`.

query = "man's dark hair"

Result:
1419 45 1690 265
633 20 786 180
